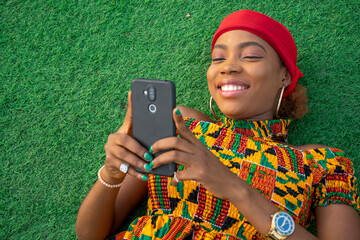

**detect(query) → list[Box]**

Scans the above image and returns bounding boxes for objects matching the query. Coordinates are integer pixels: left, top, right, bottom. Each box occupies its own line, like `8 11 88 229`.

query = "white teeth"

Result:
220 84 247 91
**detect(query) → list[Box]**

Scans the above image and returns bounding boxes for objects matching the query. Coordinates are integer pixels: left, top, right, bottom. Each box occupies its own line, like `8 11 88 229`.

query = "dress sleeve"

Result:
309 148 360 212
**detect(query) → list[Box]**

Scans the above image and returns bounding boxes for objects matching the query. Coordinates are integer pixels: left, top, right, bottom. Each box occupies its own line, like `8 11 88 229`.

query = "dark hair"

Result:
278 84 309 120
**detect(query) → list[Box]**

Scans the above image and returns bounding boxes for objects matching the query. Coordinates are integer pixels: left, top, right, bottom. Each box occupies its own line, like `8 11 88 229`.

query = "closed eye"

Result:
212 58 226 62
243 56 263 59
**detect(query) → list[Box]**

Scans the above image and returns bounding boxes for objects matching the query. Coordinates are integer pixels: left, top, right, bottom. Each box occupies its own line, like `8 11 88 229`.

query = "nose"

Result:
221 61 241 74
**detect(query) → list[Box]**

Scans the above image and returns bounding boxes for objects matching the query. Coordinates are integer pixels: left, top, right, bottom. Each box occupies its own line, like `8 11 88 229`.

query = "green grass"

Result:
1 0 359 238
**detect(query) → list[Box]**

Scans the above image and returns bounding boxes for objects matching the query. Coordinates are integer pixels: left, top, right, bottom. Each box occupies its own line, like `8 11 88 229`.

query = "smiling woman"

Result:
208 30 290 121
76 10 360 240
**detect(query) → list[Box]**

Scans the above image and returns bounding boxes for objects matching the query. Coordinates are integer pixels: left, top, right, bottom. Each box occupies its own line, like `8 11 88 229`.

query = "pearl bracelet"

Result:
97 165 123 188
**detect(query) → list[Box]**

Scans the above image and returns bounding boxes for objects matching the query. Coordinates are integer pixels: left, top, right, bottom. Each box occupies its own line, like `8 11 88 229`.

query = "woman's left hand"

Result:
150 109 241 201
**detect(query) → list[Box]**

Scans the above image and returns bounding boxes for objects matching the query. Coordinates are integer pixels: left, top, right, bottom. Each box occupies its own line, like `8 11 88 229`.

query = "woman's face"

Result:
207 30 291 121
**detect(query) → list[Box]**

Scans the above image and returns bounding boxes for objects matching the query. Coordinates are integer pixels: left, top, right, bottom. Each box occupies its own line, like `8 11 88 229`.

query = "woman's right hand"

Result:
101 91 151 184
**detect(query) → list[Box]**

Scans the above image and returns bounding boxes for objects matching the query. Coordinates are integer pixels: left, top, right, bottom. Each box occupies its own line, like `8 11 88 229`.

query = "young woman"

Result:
76 10 360 240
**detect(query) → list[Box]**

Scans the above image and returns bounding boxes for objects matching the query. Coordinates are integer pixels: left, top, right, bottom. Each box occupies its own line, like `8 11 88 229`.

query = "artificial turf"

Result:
1 0 359 238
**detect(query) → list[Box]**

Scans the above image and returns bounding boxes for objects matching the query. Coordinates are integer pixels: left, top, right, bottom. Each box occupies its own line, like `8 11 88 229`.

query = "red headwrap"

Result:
211 10 303 98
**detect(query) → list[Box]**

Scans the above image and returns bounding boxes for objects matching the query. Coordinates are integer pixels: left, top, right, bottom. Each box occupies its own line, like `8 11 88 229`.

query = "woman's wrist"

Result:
98 166 125 188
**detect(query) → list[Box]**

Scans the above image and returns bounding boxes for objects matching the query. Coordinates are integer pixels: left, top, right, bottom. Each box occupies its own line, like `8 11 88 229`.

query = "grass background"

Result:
1 0 359 239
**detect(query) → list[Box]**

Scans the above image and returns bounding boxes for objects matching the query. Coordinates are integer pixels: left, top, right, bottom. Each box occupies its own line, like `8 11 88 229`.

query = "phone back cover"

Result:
132 78 176 176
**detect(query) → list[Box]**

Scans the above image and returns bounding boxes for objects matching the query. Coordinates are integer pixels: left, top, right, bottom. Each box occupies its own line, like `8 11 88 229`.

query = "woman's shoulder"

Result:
177 106 214 122
287 143 332 151
274 142 347 158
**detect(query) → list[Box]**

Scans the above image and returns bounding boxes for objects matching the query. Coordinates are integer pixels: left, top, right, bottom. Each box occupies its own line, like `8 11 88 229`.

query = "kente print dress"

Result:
114 117 359 240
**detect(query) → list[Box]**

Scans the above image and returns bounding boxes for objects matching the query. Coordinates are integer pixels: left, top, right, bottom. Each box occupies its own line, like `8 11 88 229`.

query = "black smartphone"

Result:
131 78 177 176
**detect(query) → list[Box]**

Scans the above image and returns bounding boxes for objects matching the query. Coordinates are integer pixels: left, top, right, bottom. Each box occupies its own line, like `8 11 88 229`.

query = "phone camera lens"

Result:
148 104 157 113
148 86 156 101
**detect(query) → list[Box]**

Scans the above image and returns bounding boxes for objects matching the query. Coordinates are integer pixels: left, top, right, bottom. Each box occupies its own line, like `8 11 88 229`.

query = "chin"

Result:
219 107 247 120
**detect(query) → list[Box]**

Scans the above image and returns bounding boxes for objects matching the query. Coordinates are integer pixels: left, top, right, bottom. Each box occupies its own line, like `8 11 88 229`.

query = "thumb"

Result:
118 91 133 135
173 108 198 145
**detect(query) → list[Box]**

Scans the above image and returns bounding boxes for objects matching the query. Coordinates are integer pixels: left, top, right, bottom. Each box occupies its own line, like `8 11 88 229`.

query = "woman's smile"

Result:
216 79 250 97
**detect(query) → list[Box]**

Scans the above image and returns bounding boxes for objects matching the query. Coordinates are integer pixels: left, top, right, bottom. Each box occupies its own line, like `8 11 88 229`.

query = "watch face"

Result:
274 212 295 236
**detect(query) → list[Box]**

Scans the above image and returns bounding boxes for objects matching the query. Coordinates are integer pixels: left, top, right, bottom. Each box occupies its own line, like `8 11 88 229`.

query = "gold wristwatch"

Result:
265 211 295 240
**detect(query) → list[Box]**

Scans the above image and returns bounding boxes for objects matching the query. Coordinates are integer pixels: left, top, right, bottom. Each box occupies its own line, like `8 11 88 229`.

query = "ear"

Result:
281 67 292 88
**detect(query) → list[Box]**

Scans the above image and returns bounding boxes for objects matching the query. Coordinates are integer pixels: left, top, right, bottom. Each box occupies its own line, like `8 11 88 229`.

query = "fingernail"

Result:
144 161 154 171
141 175 148 181
175 108 181 116
149 146 153 154
144 152 153 162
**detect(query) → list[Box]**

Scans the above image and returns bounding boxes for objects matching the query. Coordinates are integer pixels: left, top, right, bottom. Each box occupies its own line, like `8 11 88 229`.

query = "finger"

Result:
107 146 150 171
105 156 149 182
122 165 149 182
171 169 193 186
172 171 181 185
118 91 133 135
151 149 193 169
151 136 197 155
102 160 147 183
172 108 199 145
106 132 153 162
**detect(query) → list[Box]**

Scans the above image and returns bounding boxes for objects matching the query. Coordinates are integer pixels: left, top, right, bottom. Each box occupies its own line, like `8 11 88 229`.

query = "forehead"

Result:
214 30 274 53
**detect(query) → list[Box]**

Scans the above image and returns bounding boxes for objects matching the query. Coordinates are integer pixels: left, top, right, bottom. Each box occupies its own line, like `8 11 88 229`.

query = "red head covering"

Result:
211 10 303 98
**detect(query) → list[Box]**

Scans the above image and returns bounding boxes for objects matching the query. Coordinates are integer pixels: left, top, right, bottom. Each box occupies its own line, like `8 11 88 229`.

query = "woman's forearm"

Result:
229 178 319 240
76 180 121 240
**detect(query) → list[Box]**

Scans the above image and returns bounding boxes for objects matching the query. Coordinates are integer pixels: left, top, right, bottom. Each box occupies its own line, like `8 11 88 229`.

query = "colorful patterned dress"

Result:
114 117 359 240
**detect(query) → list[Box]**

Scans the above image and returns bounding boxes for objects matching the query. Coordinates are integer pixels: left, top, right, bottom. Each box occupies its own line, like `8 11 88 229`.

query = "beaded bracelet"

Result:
97 165 123 188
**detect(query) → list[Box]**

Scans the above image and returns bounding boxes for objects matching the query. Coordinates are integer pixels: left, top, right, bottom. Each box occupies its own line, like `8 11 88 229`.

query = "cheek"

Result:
206 65 214 81
206 66 217 92
248 63 281 87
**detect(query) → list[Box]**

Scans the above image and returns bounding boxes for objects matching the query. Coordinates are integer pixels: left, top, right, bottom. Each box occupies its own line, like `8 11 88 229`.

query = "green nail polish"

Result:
144 163 151 172
175 108 181 116
141 175 148 181
149 146 153 154
144 161 154 171
144 152 153 162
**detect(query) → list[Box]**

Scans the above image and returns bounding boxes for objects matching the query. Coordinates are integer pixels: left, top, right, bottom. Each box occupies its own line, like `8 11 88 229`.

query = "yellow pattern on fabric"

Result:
115 118 359 240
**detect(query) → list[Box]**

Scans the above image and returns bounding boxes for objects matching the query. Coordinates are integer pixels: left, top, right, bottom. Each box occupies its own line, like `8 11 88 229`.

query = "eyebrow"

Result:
213 41 267 52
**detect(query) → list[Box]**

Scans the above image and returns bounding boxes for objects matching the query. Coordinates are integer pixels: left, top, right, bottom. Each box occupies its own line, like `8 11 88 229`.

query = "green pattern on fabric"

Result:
325 149 336 159
198 135 207 145
285 199 298 211
139 236 151 240
231 134 242 152
335 151 345 157
219 151 235 160
185 118 195 128
177 181 184 199
288 150 299 173
200 121 211 134
255 141 261 151
210 198 223 225
247 164 257 184
260 152 274 170
182 201 191 219
236 214 246 238
154 176 166 209
154 219 171 238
